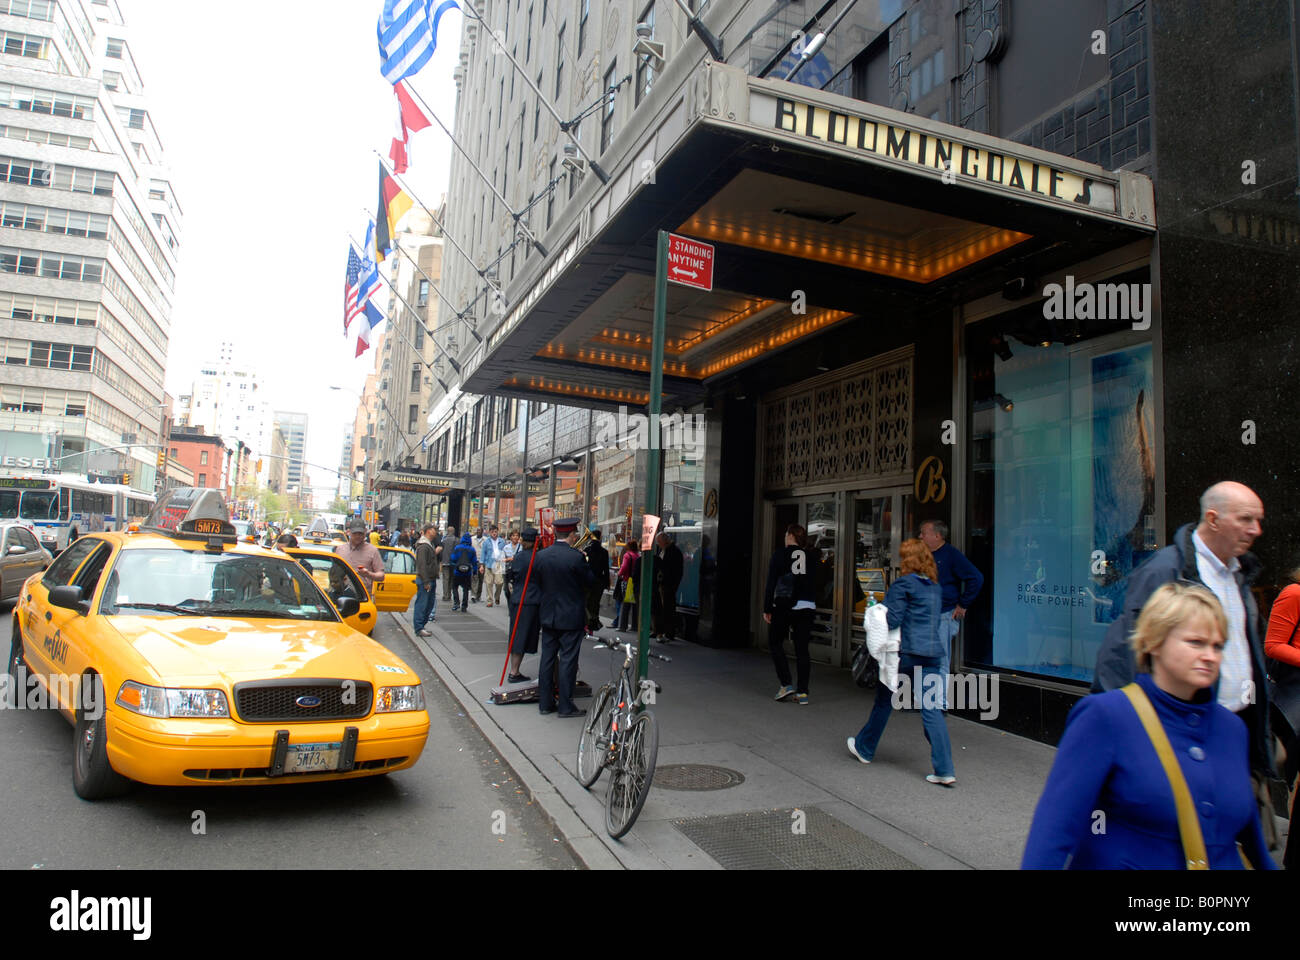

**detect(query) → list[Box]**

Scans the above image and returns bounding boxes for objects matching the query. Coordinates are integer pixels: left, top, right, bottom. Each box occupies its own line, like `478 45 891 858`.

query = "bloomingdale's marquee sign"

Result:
751 93 1119 216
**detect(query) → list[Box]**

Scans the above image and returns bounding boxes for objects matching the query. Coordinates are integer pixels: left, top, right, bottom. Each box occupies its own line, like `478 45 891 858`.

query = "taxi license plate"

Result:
284 742 342 774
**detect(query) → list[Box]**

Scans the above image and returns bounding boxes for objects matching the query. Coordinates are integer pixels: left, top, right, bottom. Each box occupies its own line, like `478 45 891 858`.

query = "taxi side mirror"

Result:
48 584 90 616
335 596 360 619
7 544 26 555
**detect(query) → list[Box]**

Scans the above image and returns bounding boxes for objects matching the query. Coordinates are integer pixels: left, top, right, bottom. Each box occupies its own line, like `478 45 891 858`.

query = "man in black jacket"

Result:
533 518 595 716
505 527 540 683
651 532 684 643
413 522 439 637
584 529 610 632
1092 481 1275 785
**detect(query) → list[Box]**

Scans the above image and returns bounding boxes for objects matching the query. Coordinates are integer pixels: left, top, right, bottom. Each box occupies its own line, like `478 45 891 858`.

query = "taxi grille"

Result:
233 680 373 723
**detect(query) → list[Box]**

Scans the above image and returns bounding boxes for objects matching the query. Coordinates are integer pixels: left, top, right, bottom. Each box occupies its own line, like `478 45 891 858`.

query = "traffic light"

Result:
156 451 165 468
121 473 131 486
256 458 263 473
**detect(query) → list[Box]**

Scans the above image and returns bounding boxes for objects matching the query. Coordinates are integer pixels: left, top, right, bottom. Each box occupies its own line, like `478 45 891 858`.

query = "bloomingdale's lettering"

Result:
771 97 1105 210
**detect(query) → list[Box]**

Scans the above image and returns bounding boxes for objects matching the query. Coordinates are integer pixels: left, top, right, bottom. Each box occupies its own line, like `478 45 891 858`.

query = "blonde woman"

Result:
846 539 954 785
1023 582 1274 869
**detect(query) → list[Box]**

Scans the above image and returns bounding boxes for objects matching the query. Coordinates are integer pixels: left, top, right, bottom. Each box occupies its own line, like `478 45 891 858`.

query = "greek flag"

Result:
378 0 460 85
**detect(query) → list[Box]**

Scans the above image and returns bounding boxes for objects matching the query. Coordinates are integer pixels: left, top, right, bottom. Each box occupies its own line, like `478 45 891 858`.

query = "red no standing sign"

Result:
666 233 714 291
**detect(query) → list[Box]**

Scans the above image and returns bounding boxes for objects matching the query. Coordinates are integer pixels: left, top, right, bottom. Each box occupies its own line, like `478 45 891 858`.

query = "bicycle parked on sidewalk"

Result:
576 635 668 838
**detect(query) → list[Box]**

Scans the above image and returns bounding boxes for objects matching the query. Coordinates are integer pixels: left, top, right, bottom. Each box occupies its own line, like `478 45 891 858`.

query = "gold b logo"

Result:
915 456 947 504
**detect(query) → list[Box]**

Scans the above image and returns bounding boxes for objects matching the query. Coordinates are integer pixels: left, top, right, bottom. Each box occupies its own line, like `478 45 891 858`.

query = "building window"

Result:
600 60 617 153
547 159 556 227
542 0 547 24
411 365 421 391
964 320 1155 685
102 71 119 91
577 0 588 56
555 25 565 98
413 315 423 349
635 1 655 106
518 106 525 168
533 71 542 139
105 37 123 58
417 279 429 306
200 450 208 465
408 404 418 432
525 4 532 60
197 473 206 486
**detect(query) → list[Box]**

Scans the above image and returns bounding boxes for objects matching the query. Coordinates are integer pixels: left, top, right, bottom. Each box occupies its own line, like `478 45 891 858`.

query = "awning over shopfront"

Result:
372 467 465 495
460 59 1155 408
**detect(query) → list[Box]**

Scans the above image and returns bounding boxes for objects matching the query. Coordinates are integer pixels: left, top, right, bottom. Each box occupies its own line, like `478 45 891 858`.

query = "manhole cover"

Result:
654 764 746 791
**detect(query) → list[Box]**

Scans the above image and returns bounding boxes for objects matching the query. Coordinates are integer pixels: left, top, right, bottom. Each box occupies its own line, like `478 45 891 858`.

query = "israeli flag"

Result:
378 0 460 85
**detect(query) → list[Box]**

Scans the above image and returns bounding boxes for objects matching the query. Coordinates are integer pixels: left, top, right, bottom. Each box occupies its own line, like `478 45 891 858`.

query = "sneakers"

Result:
795 693 809 705
925 774 957 787
846 737 871 764
774 684 795 701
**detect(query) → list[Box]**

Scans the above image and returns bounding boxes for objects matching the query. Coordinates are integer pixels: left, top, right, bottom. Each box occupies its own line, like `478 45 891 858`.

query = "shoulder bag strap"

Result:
1120 683 1210 870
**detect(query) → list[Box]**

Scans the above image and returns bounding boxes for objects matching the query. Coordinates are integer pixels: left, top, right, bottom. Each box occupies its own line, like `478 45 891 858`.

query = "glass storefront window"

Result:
966 328 1156 683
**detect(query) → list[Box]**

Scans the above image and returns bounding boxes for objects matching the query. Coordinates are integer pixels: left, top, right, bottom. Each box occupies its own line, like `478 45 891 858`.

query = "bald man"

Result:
1093 481 1275 780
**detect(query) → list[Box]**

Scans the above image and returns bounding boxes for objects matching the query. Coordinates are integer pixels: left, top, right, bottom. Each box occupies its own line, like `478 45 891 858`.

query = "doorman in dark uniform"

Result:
505 527 540 683
533 518 595 716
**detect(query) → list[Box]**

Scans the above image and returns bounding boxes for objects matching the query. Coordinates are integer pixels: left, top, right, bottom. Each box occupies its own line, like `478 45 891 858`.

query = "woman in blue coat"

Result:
449 533 478 612
1022 582 1274 869
846 539 955 785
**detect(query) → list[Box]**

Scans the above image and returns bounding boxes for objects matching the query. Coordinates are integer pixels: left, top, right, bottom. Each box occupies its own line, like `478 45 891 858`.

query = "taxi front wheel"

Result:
72 671 130 801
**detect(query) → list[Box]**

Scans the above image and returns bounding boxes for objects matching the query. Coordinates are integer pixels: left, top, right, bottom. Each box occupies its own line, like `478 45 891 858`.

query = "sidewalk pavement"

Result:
396 595 1076 870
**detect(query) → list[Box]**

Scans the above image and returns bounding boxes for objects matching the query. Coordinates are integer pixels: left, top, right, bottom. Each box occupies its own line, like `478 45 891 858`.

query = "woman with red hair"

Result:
846 538 955 785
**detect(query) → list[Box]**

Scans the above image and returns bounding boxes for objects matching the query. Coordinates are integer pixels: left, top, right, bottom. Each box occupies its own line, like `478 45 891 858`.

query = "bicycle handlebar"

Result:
590 635 672 663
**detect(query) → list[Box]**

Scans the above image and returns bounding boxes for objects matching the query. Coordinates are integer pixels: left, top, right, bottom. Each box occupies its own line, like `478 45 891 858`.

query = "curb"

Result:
392 612 624 871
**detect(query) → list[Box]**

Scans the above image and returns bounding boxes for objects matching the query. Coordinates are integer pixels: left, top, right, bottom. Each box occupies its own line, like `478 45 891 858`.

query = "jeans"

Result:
452 575 471 609
413 579 436 631
853 653 954 777
938 613 960 710
769 607 813 693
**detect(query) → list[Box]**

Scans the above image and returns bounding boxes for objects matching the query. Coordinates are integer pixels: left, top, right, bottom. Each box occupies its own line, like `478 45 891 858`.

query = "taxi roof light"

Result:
140 487 238 545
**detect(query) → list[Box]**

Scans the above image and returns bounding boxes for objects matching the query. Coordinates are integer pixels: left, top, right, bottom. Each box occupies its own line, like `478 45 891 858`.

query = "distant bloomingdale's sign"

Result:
373 470 462 495
751 93 1118 215
0 456 54 469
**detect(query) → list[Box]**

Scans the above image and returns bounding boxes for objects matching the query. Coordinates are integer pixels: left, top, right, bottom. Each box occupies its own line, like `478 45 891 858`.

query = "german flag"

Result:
375 162 414 262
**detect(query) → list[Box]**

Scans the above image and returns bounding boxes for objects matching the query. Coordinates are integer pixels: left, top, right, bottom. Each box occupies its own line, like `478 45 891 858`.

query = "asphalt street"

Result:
0 604 580 870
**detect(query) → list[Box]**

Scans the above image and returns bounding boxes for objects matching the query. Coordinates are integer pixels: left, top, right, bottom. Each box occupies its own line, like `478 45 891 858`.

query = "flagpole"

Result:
349 232 460 385
394 86 549 257
361 206 484 344
456 0 610 184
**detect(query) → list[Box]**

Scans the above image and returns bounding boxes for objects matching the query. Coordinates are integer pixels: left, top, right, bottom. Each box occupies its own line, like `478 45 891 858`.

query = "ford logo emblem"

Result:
295 695 323 708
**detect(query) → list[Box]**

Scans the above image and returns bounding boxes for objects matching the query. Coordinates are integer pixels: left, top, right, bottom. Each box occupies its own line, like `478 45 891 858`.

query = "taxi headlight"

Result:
375 684 424 713
115 681 229 718
166 688 230 718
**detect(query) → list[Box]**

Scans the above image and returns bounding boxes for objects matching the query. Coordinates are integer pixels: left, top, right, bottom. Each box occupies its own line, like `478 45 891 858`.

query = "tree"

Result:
328 496 350 515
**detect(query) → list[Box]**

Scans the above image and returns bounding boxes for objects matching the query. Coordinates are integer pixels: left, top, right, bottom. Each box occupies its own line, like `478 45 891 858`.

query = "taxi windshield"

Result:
100 549 337 620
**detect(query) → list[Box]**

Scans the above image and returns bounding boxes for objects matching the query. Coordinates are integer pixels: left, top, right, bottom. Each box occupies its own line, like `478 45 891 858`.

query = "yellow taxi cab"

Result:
297 516 337 549
283 545 378 636
373 546 417 612
6 487 428 800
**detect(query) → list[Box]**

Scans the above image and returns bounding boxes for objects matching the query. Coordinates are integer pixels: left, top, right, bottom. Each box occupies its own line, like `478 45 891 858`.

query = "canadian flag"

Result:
389 80 432 174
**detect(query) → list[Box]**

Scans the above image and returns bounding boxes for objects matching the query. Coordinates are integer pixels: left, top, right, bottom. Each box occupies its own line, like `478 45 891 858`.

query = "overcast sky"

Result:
120 0 463 504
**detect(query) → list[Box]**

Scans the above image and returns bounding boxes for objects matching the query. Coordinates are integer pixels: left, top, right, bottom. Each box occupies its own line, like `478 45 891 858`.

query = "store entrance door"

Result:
763 488 915 667
846 489 917 663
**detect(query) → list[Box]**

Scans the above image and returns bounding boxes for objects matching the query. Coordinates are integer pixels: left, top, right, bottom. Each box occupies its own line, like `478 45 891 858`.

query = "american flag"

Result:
344 245 364 334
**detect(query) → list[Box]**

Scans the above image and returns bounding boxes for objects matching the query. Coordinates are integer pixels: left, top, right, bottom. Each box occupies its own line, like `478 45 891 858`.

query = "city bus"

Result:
0 474 155 554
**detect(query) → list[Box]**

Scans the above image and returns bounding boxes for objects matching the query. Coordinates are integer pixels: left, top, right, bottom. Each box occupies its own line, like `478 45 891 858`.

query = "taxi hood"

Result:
105 617 417 688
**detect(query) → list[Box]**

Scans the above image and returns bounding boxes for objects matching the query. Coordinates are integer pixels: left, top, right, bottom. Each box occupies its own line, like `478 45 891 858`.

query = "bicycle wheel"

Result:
604 710 659 839
576 683 615 788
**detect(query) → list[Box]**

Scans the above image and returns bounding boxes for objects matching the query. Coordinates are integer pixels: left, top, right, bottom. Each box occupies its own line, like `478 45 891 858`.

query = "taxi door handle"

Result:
44 611 52 621
360 612 371 620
